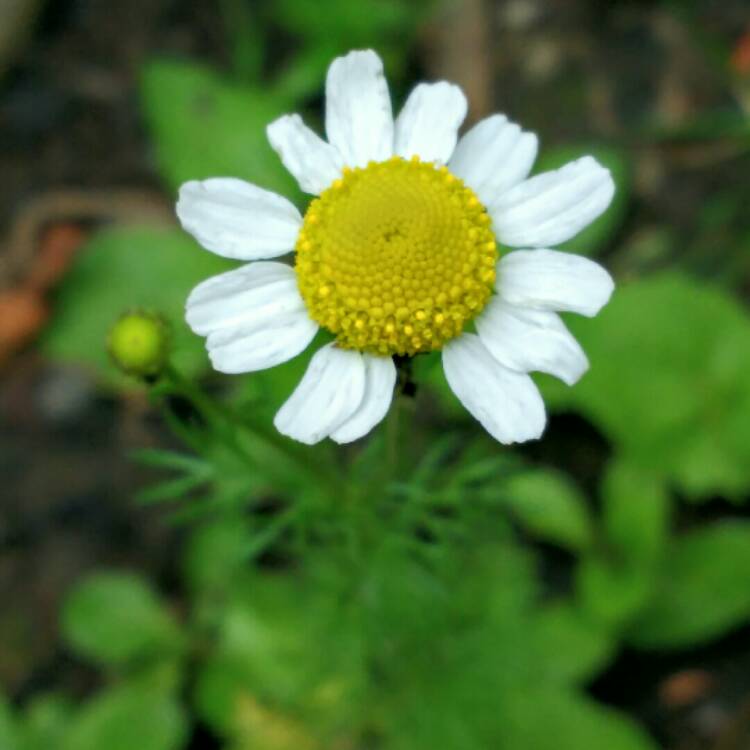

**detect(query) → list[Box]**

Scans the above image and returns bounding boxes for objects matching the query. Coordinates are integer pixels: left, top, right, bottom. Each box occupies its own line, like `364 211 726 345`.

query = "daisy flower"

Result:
177 50 615 446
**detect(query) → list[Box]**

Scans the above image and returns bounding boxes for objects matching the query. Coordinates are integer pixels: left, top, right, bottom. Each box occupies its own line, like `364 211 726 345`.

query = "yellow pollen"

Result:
295 156 499 355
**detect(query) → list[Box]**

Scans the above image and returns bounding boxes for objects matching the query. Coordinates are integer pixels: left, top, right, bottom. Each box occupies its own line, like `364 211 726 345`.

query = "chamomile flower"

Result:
177 50 615 445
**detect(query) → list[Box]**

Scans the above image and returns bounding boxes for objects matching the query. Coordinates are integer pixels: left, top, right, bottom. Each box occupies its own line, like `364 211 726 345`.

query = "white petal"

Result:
490 156 615 247
325 50 394 168
476 297 588 386
394 82 467 164
267 113 344 195
330 355 396 444
448 114 538 206
177 178 301 260
185 262 316 374
498 249 614 317
274 344 366 445
186 262 305 336
443 333 546 444
205 311 317 374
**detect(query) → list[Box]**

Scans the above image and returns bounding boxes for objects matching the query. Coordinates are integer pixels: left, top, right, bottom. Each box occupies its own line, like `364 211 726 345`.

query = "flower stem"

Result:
386 357 418 482
386 393 402 481
158 366 344 496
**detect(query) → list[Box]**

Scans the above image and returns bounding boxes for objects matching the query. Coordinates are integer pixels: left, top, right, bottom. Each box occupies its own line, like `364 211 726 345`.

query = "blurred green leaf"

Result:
534 145 630 256
194 655 244 737
503 469 593 551
140 59 299 199
195 572 364 739
543 272 750 500
40 226 231 387
21 694 73 750
136 472 212 505
217 585 323 703
270 0 430 100
62 572 181 668
274 0 421 43
132 449 209 473
577 557 653 630
504 691 658 750
602 459 671 567
532 602 615 686
61 684 186 750
628 521 750 650
219 0 265 83
196 585 314 733
183 516 252 593
0 694 20 750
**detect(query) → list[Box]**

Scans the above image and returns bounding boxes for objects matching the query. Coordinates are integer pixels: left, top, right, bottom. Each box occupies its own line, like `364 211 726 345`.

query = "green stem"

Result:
384 357 417 484
159 366 344 496
385 394 403 482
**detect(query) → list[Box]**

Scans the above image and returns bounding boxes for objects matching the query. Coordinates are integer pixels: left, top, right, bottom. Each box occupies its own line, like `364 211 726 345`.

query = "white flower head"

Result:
177 50 615 446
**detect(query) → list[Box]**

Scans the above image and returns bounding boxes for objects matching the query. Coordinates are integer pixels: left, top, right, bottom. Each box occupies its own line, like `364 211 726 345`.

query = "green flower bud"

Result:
107 310 170 379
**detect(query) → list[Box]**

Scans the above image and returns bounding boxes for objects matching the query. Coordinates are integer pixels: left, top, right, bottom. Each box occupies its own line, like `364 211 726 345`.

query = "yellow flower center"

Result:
295 156 498 356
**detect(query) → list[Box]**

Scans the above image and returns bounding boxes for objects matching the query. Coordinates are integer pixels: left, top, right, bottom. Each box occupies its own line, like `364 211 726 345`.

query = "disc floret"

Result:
295 156 498 356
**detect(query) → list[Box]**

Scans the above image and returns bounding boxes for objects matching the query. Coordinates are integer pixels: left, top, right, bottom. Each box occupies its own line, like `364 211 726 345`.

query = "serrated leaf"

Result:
62 572 181 668
628 521 750 649
40 226 231 387
503 469 593 550
61 685 186 750
140 59 299 199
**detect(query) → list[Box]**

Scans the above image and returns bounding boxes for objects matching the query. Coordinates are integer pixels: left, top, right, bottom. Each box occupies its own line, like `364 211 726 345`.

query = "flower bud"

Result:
107 310 170 379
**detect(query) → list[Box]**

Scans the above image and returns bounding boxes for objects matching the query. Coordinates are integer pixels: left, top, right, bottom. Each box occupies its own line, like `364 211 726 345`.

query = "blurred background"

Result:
2 1 750 749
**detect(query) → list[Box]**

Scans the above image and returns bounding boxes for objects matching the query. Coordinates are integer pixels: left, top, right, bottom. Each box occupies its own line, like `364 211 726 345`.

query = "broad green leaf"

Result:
534 145 630 256
628 521 750 649
40 226 231 387
62 685 186 750
195 659 322 748
603 459 671 567
577 557 653 630
504 691 658 750
543 272 750 500
140 59 298 199
195 573 365 737
503 469 593 550
21 694 73 750
62 572 181 667
194 655 245 736
218 589 321 703
532 602 615 686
